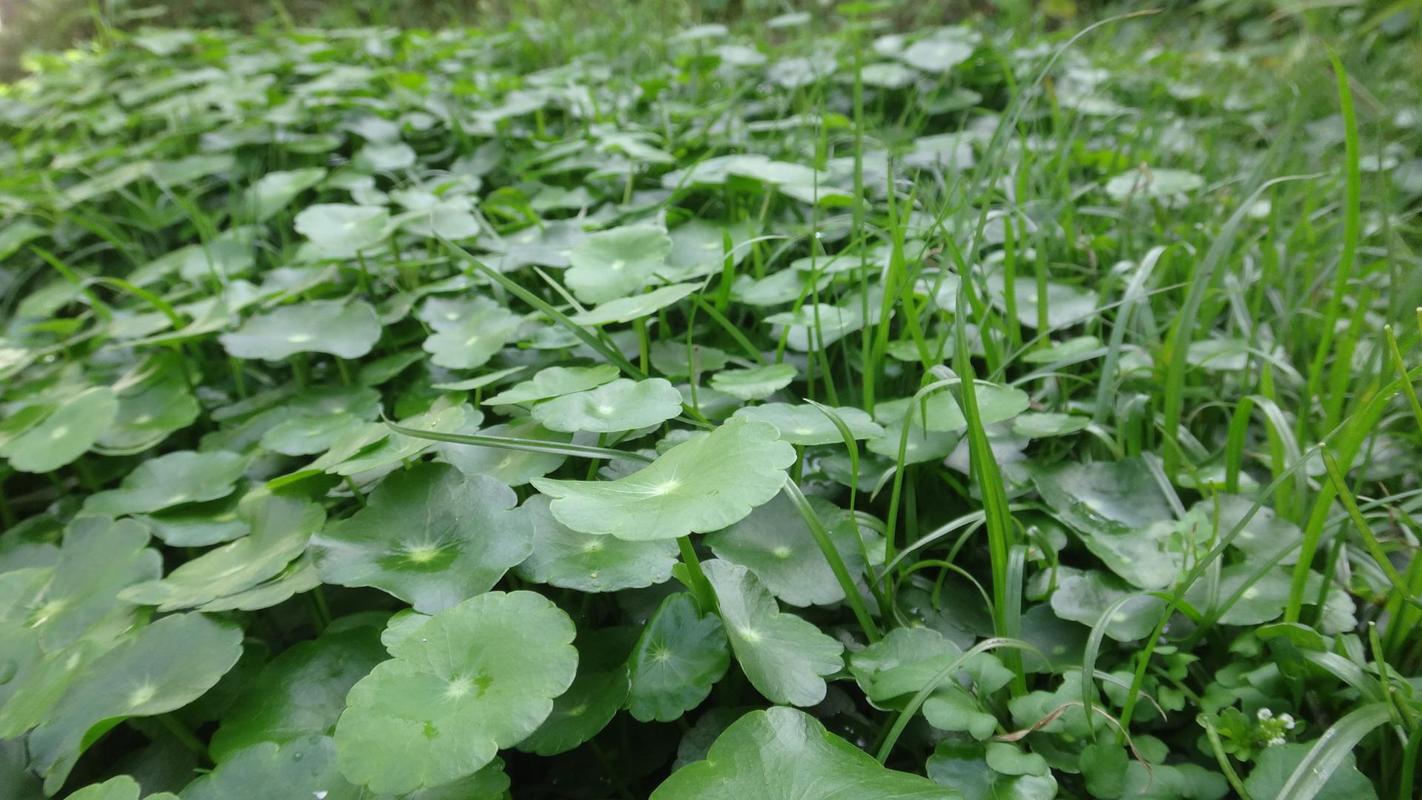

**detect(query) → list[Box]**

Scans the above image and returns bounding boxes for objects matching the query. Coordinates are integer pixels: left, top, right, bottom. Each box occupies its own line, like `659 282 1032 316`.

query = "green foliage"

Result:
0 2 1419 797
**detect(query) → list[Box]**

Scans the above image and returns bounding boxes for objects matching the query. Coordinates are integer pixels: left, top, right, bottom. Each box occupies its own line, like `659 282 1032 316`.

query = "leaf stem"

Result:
781 481 880 643
676 536 716 614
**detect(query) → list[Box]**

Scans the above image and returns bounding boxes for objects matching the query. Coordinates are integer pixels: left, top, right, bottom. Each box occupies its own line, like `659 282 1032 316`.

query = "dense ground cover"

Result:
1 3 1420 798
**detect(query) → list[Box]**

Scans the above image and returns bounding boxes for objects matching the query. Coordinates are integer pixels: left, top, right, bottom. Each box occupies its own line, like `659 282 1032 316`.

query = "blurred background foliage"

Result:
3 0 1416 82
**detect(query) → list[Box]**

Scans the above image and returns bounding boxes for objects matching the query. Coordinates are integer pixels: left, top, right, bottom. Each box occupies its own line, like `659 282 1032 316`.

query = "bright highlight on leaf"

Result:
311 463 530 612
702 559 843 707
652 707 954 799
333 591 577 794
532 419 795 541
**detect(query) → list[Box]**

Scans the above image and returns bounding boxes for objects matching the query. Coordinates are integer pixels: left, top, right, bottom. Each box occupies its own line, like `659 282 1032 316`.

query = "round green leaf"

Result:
1105 168 1204 203
27 613 243 793
531 377 683 433
987 274 1098 330
96 356 200 454
220 300 382 361
437 420 568 486
626 593 730 722
923 686 998 740
709 363 796 401
239 168 327 223
260 413 367 456
120 493 324 612
705 493 866 607
731 402 883 445
873 381 1029 433
515 495 677 593
867 421 959 464
652 707 953 800
898 30 977 73
419 297 521 370
197 554 321 613
1204 494 1303 565
1031 457 1190 589
21 516 159 652
333 591 578 794
182 736 363 800
928 741 1058 800
192 734 510 800
1 387 118 473
68 775 176 800
571 283 701 326
356 141 416 171
849 626 1013 705
1022 335 1102 364
1243 743 1376 800
1120 762 1227 799
1049 567 1163 641
1011 412 1090 438
532 419 795 541
311 463 530 613
702 559 842 707
131 239 254 286
518 630 633 757
324 402 477 478
82 450 247 517
650 340 728 378
482 365 620 406
134 495 249 547
564 224 671 304
293 204 391 256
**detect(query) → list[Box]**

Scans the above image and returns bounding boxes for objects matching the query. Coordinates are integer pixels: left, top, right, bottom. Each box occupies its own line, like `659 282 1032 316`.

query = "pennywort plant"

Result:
0 2 1419 799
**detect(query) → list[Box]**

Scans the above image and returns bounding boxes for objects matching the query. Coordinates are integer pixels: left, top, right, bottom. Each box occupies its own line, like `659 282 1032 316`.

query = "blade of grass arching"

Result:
441 239 643 378
881 181 934 374
1200 713 1256 800
1322 283 1374 427
688 296 766 365
1285 376 1396 623
781 481 881 643
87 276 186 330
1385 324 1422 429
1081 592 1154 738
1001 216 1022 351
1160 175 1319 475
880 508 992 578
1257 370 1303 521
1371 622 1420 736
1400 724 1422 800
806 400 862 515
1224 397 1253 494
675 536 717 616
867 178 931 408
881 376 958 580
1383 531 1422 666
874 638 1041 764
1119 369 1411 733
1003 545 1027 696
1094 245 1169 423
1307 51 1363 434
1323 452 1422 611
30 245 111 322
385 421 654 463
807 399 893 613
1277 703 1392 800
849 15 872 410
952 299 1024 694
